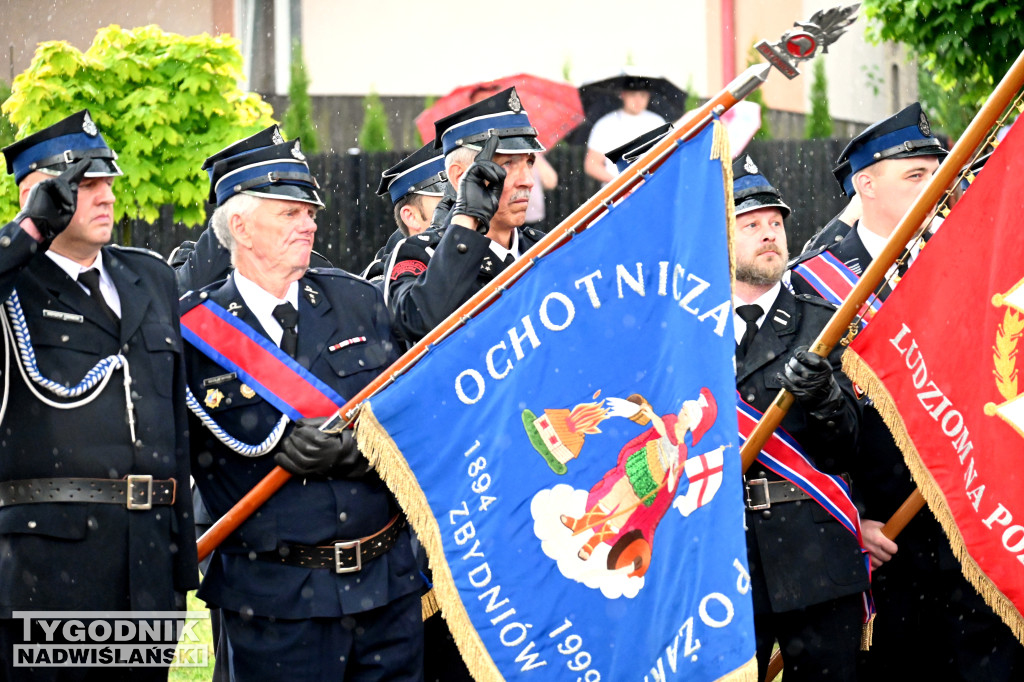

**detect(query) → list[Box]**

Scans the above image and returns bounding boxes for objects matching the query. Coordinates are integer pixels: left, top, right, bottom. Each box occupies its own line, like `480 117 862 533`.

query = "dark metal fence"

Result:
116 139 849 273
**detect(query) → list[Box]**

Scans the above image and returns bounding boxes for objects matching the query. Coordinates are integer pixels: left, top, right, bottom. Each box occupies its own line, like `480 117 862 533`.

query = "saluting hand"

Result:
16 160 90 243
451 133 506 234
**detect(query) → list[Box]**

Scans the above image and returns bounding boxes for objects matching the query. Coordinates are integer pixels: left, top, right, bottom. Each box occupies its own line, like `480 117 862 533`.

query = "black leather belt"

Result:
256 515 406 574
0 476 176 510
744 478 812 510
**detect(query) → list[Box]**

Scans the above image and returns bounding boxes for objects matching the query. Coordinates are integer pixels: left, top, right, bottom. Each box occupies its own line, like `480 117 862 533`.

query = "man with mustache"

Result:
731 155 869 681
0 110 198 679
383 87 547 345
789 104 1024 679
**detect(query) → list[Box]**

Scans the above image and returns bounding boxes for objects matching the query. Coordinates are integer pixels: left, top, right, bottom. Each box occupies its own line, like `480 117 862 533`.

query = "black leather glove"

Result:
451 134 505 234
779 347 845 419
167 240 196 268
274 417 371 478
429 181 457 231
14 160 90 242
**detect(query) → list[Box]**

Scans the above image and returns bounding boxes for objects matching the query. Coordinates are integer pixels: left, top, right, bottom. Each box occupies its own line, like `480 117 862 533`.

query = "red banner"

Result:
843 120 1024 642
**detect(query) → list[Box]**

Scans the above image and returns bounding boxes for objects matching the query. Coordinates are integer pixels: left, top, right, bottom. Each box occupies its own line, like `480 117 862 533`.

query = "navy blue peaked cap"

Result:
732 154 790 219
605 122 673 173
207 128 323 208
834 102 947 196
3 110 122 184
376 142 447 203
434 87 545 156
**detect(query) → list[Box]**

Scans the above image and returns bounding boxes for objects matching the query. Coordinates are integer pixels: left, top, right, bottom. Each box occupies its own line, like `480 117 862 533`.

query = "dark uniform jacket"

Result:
384 221 546 344
789 225 954 569
0 221 198 615
182 269 423 620
740 286 869 613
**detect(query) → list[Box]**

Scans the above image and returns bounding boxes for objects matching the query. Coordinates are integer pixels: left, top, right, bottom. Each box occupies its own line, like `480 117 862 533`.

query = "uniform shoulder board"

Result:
110 244 166 261
787 241 831 269
794 292 840 310
178 287 209 313
306 266 353 279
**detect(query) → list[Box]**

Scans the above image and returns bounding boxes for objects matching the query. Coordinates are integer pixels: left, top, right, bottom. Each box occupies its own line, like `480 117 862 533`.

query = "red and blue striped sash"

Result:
791 251 881 326
181 300 345 421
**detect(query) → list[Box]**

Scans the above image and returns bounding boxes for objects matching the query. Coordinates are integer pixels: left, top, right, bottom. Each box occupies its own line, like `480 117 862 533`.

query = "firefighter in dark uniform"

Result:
732 155 869 681
384 87 547 346
789 103 1024 680
361 142 448 283
171 126 332 292
182 136 424 680
0 110 198 679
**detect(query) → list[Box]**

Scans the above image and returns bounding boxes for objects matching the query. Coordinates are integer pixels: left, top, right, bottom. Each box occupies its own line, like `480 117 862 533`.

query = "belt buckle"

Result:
745 478 771 511
126 475 153 510
334 540 362 574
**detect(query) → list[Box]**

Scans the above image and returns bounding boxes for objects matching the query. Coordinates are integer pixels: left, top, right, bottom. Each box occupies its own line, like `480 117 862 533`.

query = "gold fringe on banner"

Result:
861 612 874 651
710 120 736 282
356 402 501 681
842 350 1024 644
421 588 440 621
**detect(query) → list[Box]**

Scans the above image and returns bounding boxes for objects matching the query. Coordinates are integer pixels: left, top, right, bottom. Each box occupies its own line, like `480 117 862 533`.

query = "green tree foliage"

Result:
917 68 976 139
805 59 834 139
746 50 773 141
282 40 320 154
358 91 393 152
1 25 274 226
0 82 15 149
863 0 1018 117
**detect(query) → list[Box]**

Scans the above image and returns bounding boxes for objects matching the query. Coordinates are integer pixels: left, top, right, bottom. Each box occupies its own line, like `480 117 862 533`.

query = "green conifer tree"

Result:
805 59 834 139
358 91 393 152
282 40 320 153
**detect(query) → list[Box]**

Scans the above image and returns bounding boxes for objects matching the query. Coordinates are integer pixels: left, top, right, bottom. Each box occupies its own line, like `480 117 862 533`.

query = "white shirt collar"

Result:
232 271 300 346
856 221 921 275
732 283 781 345
488 228 520 262
46 249 121 317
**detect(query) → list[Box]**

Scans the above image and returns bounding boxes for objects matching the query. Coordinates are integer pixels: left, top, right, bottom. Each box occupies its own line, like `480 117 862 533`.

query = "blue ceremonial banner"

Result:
358 123 756 681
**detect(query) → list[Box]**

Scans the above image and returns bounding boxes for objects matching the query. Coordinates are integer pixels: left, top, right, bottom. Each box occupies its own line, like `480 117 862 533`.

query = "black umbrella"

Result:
569 70 688 145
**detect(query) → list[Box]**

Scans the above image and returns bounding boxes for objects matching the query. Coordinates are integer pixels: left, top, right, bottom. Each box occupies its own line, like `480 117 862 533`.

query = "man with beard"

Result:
790 104 1024 679
732 155 869 681
383 87 547 345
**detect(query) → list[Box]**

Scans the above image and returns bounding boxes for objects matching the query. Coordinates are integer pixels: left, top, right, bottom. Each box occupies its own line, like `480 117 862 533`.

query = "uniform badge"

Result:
204 388 225 409
304 284 319 306
918 110 931 137
239 384 256 399
82 112 98 137
743 156 759 175
508 89 522 113
227 301 243 314
291 142 306 161
329 336 367 352
272 127 284 145
481 255 493 273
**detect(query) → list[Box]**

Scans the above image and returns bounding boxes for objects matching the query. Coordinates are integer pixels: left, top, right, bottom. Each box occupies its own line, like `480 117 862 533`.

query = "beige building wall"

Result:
301 0 712 98
2 0 233 84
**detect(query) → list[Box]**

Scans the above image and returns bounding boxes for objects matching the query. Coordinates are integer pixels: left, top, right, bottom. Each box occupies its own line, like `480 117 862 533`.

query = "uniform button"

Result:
456 243 468 254
165 337 173 345
61 335 70 343
27 521 36 529
199 291 209 300
761 511 771 520
746 393 755 402
826 420 836 429
757 471 766 478
123 344 130 353
0 236 10 247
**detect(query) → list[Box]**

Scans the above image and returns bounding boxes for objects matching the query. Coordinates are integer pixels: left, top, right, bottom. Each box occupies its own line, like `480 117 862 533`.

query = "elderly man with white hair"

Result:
180 129 424 681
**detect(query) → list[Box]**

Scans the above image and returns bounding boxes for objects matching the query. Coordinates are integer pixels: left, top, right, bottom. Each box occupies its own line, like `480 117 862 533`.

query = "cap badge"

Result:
918 110 931 137
272 127 284 145
82 112 98 137
508 89 522 113
744 156 759 175
239 384 256 399
291 142 306 161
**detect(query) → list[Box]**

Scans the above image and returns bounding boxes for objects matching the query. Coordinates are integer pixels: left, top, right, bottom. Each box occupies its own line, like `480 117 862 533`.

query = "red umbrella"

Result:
416 74 584 150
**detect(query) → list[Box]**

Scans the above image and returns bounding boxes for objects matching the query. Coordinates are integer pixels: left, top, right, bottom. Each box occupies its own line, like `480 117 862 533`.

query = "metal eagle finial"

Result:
754 3 861 80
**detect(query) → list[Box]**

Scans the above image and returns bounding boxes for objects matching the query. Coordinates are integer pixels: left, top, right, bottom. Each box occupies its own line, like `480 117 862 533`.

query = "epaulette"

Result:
788 240 832 269
178 287 209 313
794 292 840 310
110 244 167 261
523 225 546 242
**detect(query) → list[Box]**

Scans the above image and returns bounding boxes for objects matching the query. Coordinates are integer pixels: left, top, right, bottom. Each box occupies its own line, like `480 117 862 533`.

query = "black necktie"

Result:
273 302 299 358
735 304 763 360
78 269 119 325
